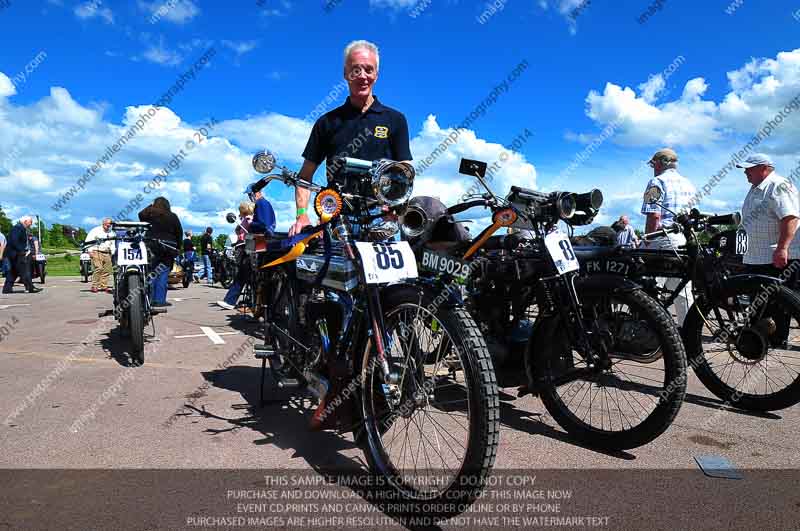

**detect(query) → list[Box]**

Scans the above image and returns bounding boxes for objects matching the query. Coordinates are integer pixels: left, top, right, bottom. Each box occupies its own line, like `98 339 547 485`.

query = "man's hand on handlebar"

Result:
289 213 312 237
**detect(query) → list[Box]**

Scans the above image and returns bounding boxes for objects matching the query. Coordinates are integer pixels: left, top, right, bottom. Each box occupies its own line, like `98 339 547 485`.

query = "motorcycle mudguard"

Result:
261 232 321 268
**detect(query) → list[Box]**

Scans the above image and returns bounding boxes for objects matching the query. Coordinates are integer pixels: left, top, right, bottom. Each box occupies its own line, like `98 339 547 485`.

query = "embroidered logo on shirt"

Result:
374 126 389 138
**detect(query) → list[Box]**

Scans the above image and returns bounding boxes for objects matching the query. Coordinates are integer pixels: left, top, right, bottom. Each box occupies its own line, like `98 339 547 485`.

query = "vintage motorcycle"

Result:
210 247 234 288
244 150 499 521
79 251 92 283
575 187 800 411
28 236 46 284
86 221 175 364
401 158 688 450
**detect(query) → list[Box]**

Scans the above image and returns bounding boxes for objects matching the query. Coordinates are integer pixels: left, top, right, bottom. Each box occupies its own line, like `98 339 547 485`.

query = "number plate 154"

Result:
355 241 418 284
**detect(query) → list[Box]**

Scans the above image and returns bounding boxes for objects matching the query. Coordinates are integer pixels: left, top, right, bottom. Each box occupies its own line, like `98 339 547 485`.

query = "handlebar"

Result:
447 199 489 215
643 224 681 241
690 209 741 226
338 157 372 172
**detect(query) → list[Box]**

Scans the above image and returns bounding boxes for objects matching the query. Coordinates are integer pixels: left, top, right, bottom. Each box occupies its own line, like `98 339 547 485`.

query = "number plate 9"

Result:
355 241 418 284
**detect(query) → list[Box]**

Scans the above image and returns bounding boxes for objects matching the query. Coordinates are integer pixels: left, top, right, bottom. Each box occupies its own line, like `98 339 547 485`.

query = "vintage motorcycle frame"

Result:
243 151 499 520
403 158 688 450
575 186 800 411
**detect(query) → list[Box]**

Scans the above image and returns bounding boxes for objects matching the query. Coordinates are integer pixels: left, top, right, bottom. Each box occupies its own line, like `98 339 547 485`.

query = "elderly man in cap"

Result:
640 148 697 325
84 218 115 293
739 153 800 274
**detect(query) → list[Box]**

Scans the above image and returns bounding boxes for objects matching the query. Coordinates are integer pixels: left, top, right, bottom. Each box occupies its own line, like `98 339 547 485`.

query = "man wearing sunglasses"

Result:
288 39 412 237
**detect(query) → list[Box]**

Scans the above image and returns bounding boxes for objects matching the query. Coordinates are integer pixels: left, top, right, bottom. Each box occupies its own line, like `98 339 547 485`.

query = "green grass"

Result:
45 254 84 276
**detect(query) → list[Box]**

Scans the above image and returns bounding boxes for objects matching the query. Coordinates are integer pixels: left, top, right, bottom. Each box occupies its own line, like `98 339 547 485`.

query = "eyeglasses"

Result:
347 64 377 79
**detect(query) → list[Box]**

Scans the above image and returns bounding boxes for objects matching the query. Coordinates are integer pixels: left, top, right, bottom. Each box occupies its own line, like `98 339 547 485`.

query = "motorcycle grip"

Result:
707 212 742 226
447 199 487 215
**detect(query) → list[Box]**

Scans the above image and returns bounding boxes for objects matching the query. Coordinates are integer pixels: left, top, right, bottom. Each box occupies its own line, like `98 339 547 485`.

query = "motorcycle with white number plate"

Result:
402 158 689 450
84 222 175 365
246 150 499 524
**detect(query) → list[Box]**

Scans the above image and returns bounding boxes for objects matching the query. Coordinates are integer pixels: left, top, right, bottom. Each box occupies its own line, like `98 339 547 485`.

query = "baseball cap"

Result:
649 148 679 163
735 153 774 169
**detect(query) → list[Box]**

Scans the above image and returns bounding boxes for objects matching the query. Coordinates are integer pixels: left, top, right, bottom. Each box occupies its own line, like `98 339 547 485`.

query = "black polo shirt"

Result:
302 96 412 182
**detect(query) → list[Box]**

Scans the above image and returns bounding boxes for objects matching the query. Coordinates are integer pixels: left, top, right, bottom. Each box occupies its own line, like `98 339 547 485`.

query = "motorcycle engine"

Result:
609 315 662 359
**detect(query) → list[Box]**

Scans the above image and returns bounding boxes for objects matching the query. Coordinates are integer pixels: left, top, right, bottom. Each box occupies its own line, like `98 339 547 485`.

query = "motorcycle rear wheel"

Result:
533 288 687 450
359 286 499 523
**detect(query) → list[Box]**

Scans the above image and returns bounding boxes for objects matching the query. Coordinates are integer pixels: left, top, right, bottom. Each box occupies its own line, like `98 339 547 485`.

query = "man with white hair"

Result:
289 39 412 237
2 215 40 294
286 40 412 430
85 218 115 293
615 215 639 248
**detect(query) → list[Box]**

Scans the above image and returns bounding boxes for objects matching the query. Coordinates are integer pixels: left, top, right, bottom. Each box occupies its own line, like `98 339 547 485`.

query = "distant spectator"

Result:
183 230 194 253
199 227 214 284
2 216 40 294
216 201 255 311
246 181 276 234
139 197 183 307
0 229 7 278
615 215 639 248
85 218 115 293
182 230 197 283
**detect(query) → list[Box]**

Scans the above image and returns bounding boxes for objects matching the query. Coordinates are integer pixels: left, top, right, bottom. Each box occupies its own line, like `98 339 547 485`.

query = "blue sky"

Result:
1 0 799 234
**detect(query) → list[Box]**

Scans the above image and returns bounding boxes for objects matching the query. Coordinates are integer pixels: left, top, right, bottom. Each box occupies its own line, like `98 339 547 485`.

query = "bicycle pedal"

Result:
254 344 276 359
151 307 168 315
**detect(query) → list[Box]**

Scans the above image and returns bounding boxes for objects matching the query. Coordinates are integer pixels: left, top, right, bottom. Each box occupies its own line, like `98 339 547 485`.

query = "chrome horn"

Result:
400 203 429 239
372 160 415 209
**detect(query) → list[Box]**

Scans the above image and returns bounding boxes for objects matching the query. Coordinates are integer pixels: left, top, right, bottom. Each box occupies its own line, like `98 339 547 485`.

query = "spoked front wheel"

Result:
684 284 800 411
360 287 499 522
532 288 687 450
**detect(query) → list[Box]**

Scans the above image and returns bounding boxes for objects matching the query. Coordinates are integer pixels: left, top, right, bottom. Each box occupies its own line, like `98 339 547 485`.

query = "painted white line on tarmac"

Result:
174 331 240 340
0 304 32 310
200 326 226 345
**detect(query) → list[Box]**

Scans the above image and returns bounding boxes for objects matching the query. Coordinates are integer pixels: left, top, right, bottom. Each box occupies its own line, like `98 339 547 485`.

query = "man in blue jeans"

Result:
199 227 213 284
216 181 276 310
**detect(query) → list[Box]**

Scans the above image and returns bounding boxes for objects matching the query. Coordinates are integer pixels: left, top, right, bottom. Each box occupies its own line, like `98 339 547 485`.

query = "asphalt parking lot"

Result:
1 277 799 530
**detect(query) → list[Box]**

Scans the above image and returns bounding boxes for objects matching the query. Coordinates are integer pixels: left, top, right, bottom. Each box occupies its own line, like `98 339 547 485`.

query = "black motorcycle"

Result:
402 158 688 450
575 186 800 411
244 151 499 522
86 222 175 364
177 250 197 288
79 251 92 283
210 248 234 288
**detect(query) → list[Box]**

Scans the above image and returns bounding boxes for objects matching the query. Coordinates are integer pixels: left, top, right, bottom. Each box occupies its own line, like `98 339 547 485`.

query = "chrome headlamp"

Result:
371 160 415 209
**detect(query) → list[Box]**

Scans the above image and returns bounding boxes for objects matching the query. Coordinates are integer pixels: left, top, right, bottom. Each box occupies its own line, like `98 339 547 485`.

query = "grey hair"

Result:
343 40 380 71
102 217 112 224
19 215 33 224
